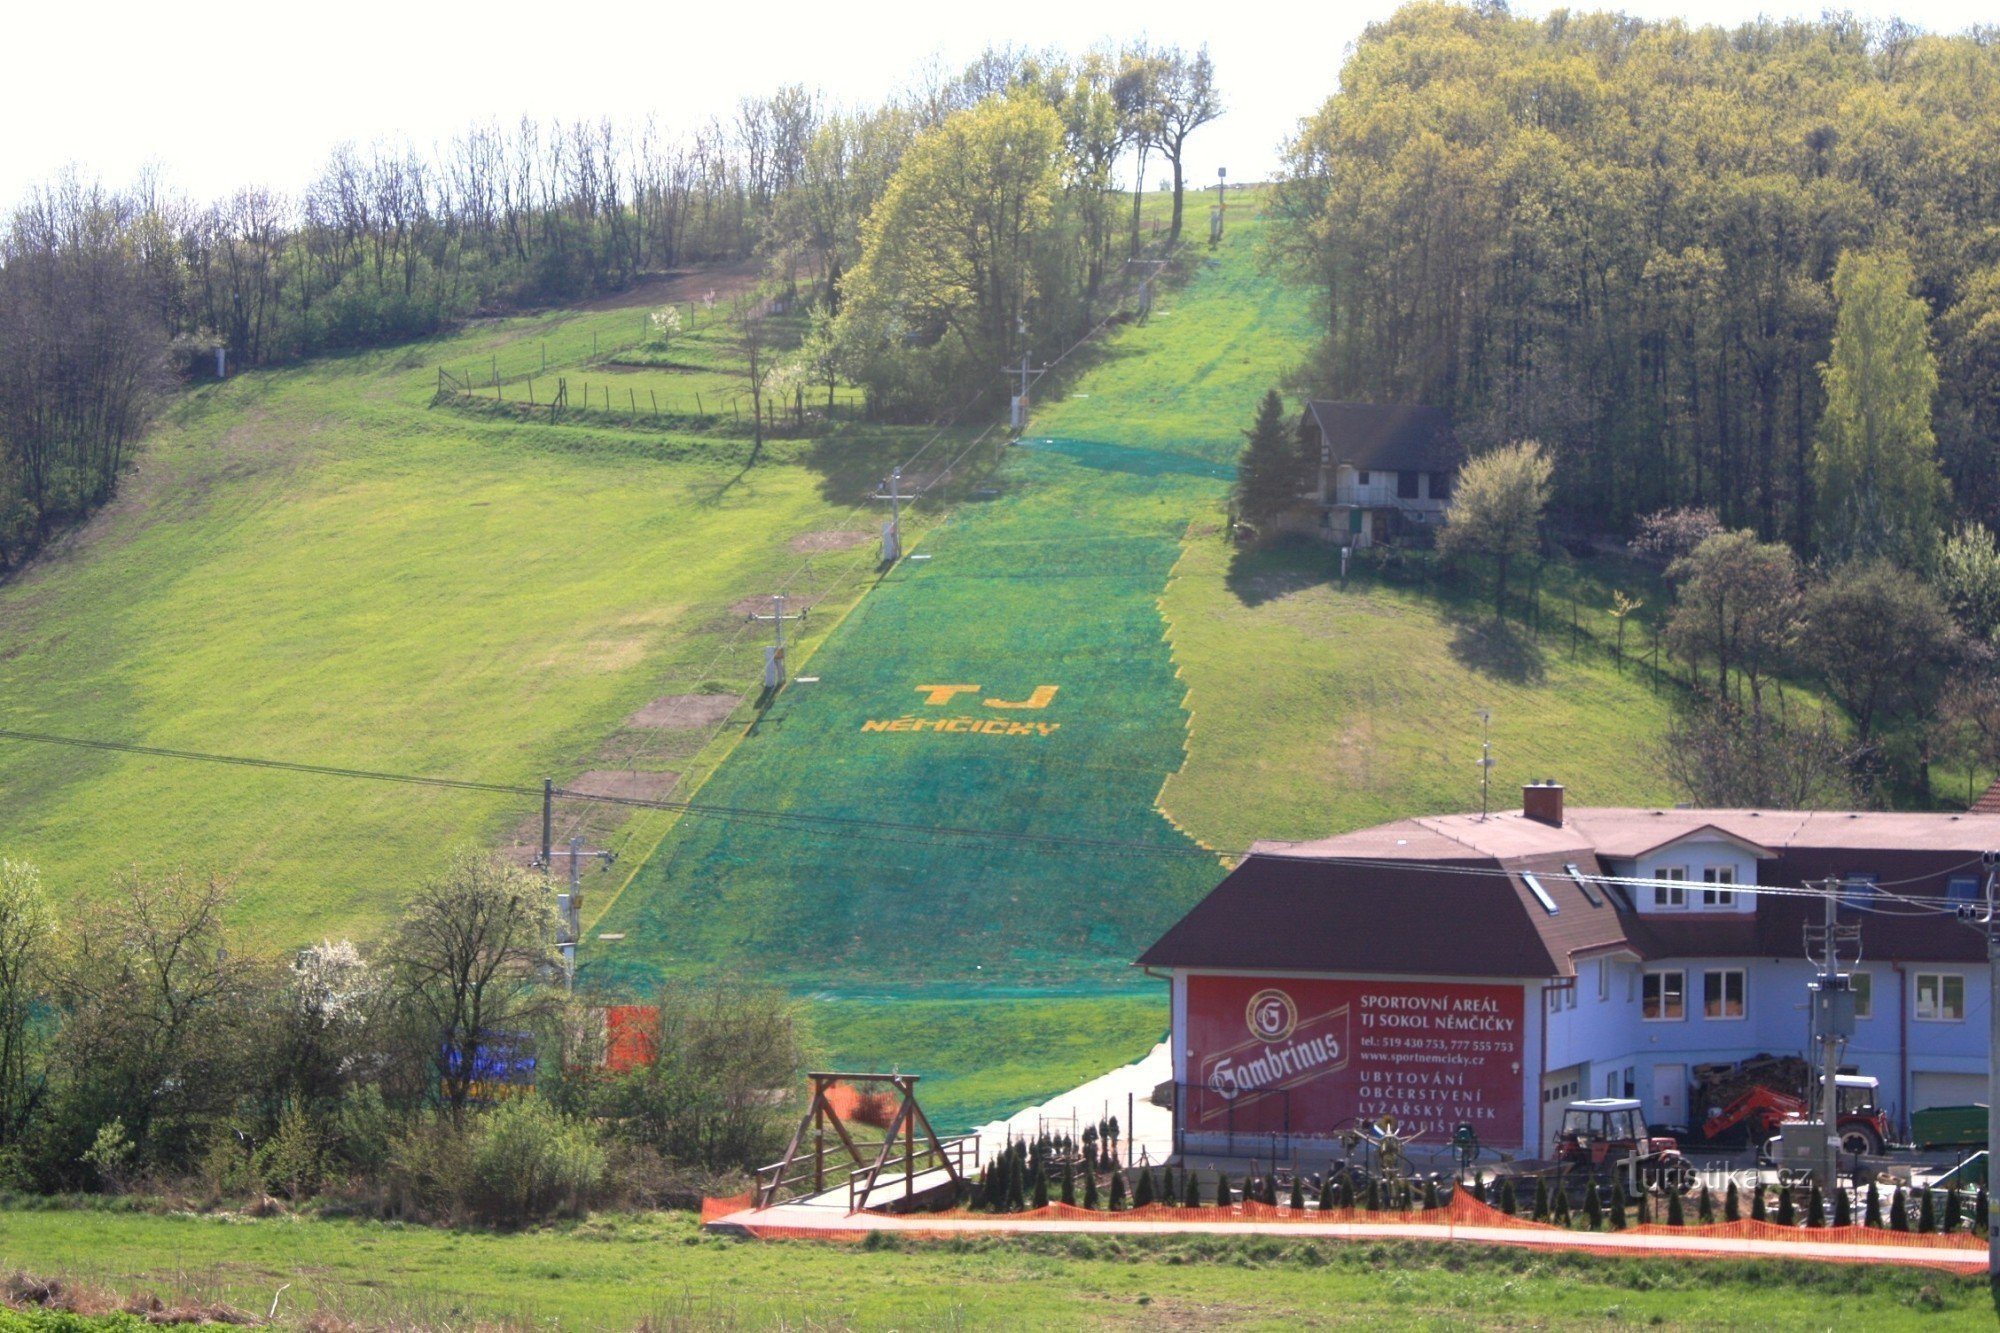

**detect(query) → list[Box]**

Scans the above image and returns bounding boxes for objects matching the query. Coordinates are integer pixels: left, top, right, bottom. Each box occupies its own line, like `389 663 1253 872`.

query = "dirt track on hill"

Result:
575 258 764 312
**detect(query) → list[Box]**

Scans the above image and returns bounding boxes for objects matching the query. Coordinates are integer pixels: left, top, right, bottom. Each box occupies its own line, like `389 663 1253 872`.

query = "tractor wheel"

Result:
1840 1124 1884 1157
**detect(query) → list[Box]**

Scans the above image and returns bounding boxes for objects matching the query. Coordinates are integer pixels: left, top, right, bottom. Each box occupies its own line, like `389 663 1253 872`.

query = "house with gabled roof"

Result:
1303 401 1462 548
1138 782 1995 1160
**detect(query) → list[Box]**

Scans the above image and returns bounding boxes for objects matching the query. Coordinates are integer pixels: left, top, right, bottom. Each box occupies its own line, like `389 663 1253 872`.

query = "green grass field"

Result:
0 289 938 946
1159 543 1685 846
0 1206 1987 1330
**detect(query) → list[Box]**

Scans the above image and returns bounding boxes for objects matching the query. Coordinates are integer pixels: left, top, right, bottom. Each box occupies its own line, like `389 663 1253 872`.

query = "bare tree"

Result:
1150 44 1223 244
387 854 555 1120
1655 702 1860 809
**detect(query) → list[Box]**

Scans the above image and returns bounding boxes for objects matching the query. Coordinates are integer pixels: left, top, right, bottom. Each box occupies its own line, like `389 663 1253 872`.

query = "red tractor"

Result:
1695 1073 1889 1156
1554 1099 1687 1180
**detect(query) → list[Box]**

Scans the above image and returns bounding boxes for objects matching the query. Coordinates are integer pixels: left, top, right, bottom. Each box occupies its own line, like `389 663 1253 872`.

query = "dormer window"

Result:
1654 866 1687 908
1700 866 1737 907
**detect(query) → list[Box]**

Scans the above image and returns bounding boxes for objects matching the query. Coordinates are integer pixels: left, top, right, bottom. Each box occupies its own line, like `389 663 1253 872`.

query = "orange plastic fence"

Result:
701 1186 1990 1269
699 1191 754 1224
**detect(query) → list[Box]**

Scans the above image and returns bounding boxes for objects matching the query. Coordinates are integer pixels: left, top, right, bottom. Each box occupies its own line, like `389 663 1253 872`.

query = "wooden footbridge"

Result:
750 1073 978 1215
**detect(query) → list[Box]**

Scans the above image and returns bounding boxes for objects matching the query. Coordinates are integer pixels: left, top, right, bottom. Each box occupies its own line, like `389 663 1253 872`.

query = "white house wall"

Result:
1540 956 1992 1139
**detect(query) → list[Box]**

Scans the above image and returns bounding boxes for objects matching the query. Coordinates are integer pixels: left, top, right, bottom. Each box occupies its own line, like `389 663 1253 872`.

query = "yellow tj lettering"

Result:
984 685 1060 710
915 684 982 706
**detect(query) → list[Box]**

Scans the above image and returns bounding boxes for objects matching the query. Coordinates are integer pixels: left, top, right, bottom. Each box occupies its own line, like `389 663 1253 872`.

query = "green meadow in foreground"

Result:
0 1206 1987 1330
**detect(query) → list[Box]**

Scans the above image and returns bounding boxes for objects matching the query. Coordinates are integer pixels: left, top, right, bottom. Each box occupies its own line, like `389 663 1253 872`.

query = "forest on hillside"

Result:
1275 3 2000 545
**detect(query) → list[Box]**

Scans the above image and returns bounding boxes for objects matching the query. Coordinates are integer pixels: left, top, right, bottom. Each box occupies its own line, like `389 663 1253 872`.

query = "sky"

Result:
4 0 1993 215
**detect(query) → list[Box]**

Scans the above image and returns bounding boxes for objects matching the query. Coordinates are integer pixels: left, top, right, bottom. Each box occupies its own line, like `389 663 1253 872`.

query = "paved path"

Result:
707 1201 1987 1271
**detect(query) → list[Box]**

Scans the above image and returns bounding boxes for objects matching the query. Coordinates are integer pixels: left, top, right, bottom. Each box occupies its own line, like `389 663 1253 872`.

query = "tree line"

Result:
0 854 811 1223
0 41 1222 572
1274 4 2000 548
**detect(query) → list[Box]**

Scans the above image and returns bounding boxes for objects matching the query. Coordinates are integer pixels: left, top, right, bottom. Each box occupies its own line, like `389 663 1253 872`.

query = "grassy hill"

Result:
0 287 967 944
3 194 1696 1133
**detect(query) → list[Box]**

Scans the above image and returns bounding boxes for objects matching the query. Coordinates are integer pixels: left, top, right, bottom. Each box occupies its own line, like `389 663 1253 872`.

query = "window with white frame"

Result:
1654 866 1687 908
1642 969 1685 1020
1851 971 1872 1020
1700 866 1737 907
1702 968 1746 1019
1915 972 1965 1022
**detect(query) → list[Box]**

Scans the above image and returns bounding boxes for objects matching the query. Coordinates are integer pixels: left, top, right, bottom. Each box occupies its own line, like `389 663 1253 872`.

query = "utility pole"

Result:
539 777 554 870
1475 710 1493 820
547 835 615 988
1954 851 2000 1279
1007 347 1034 430
1805 878 1860 1193
748 593 808 692
871 467 912 565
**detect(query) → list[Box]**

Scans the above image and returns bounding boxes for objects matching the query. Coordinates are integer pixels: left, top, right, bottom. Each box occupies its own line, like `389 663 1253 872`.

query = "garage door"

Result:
1912 1072 1987 1111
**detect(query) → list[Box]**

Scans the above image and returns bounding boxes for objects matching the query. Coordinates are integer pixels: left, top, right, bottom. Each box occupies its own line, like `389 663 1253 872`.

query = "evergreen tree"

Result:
1131 1164 1151 1207
1551 1185 1571 1227
1890 1187 1909 1232
1531 1176 1549 1221
1667 1188 1686 1227
1866 1183 1882 1228
1032 1161 1050 1209
1060 1159 1075 1206
1776 1186 1795 1227
1583 1182 1604 1230
1918 1187 1937 1233
1007 1155 1027 1212
1610 1178 1628 1230
1083 1168 1100 1210
1724 1180 1740 1222
1109 1170 1127 1211
1637 1188 1653 1225
1945 1187 1963 1234
1262 1174 1280 1206
1233 389 1305 529
1289 1175 1305 1211
1750 1188 1766 1223
1499 1176 1518 1216
1366 1177 1382 1212
1698 1185 1714 1225
1806 1179 1825 1228
1184 1169 1202 1208
1834 1185 1853 1228
1813 248 1948 569
1423 1179 1441 1211
1319 1176 1337 1212
1216 1172 1233 1209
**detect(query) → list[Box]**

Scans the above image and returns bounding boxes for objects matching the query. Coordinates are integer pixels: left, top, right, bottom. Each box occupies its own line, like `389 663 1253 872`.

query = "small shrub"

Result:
468 1098 604 1226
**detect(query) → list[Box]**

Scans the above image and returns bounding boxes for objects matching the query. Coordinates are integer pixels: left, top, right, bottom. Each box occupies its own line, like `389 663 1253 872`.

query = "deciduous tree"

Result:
1813 250 1948 568
1437 440 1553 615
1664 530 1801 708
0 860 53 1146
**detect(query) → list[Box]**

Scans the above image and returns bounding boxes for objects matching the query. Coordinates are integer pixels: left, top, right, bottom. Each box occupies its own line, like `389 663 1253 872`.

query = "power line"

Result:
2 725 1989 908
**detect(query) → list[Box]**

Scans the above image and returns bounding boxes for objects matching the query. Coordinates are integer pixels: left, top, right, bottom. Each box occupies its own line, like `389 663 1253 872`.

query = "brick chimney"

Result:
1523 781 1565 828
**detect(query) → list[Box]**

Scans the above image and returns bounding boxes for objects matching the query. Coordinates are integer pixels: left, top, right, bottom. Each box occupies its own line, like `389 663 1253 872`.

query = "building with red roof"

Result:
1138 783 1998 1160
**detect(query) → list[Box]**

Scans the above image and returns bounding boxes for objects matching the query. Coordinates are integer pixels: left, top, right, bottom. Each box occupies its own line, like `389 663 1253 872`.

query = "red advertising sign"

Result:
1184 976 1524 1144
